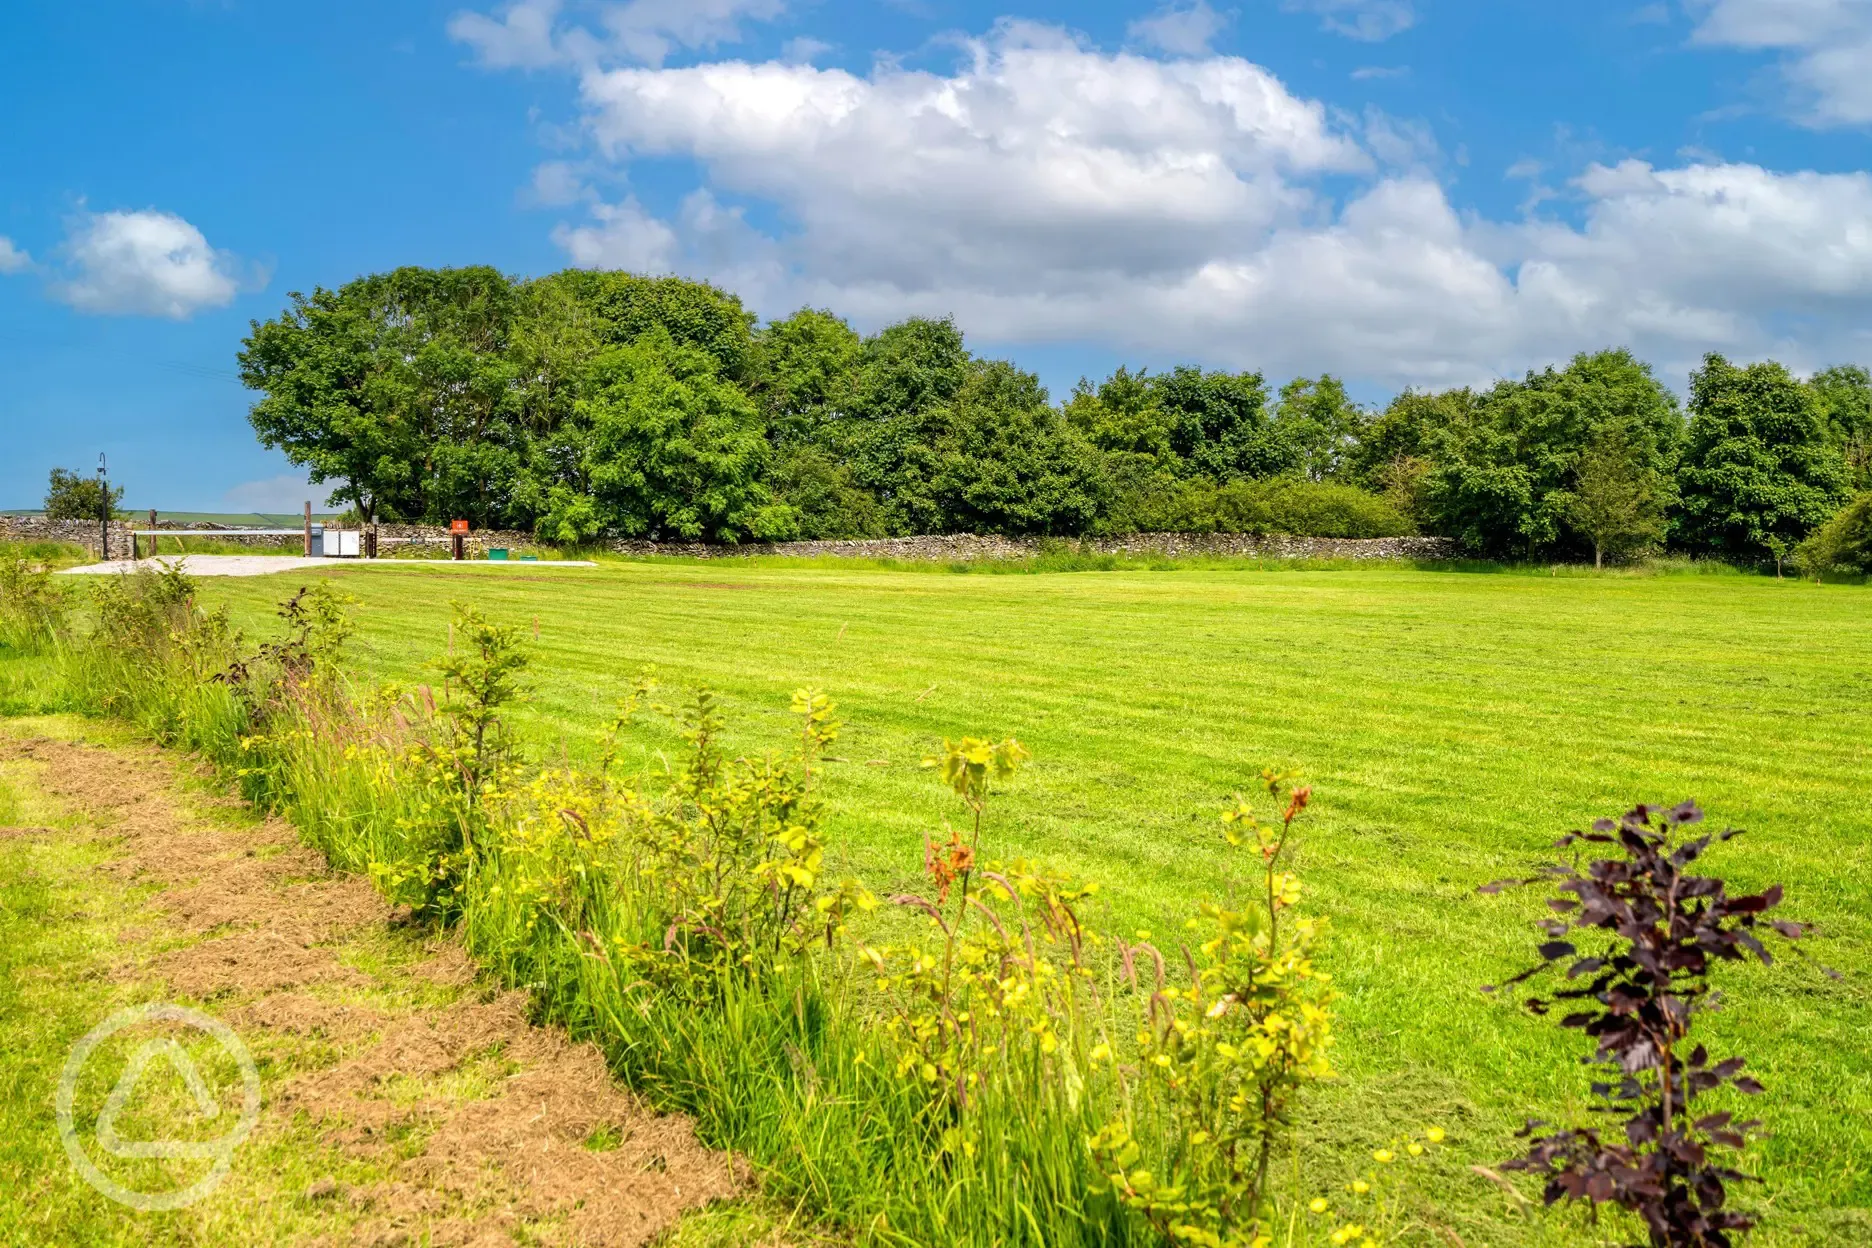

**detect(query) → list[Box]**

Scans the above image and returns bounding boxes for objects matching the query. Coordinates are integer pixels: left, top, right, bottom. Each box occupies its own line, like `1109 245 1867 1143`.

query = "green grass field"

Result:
158 558 1871 1243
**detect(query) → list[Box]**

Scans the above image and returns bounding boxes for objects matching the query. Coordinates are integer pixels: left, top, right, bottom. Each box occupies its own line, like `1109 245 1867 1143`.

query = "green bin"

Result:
488 548 509 561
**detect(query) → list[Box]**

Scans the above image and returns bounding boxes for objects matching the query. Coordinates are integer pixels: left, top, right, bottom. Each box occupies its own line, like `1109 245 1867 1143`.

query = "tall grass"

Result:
22 567 1451 1248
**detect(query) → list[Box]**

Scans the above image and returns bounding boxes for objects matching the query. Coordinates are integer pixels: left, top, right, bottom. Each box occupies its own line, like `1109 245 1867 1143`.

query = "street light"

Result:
97 453 109 561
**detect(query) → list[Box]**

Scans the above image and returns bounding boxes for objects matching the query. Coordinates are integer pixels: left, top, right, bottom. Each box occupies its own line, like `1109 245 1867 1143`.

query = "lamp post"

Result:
97 453 109 562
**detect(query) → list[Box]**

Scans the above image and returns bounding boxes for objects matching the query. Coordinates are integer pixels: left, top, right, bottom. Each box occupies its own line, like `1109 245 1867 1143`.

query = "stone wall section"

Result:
3 516 1454 564
601 533 1456 561
0 516 139 557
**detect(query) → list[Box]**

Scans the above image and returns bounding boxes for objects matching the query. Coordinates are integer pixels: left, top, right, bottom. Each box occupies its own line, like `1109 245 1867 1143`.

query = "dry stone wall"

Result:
3 515 1454 564
602 533 1457 561
0 516 138 557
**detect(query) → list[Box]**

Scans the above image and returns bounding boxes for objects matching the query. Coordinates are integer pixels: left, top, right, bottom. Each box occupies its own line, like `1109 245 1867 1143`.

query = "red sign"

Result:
450 520 470 534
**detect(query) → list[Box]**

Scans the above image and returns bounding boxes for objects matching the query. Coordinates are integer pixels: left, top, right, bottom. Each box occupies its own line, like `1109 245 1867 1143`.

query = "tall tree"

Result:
929 360 1105 536
241 283 418 525
1808 365 1872 491
240 266 522 526
1273 375 1366 482
1677 353 1850 574
837 317 974 534
1150 366 1293 481
1371 352 1681 559
545 270 756 379
1568 427 1668 568
749 308 862 440
1063 366 1177 462
576 334 783 543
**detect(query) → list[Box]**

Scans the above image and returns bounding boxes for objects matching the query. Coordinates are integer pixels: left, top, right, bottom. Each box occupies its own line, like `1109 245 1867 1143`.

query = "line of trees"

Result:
238 266 1872 568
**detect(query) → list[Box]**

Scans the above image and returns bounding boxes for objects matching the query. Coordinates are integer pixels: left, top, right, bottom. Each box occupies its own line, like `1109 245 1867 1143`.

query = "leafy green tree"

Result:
1365 352 1681 559
577 334 784 542
1808 365 1872 491
241 284 415 525
1794 492 1872 577
928 360 1106 535
837 317 975 534
1273 375 1366 482
1677 354 1850 573
241 266 521 526
44 468 123 521
750 308 862 441
1064 367 1178 461
766 445 885 539
845 316 972 423
1568 427 1668 568
1151 366 1293 481
545 270 756 379
1349 388 1475 505
507 277 605 532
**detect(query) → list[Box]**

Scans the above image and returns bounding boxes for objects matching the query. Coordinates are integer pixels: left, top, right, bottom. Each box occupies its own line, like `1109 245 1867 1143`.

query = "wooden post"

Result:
303 502 312 557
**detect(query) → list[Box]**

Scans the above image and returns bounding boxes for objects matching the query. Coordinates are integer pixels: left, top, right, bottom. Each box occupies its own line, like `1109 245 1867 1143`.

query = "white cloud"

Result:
1691 0 1872 125
1283 0 1416 42
781 36 832 64
0 237 29 274
505 21 1872 386
1350 65 1408 80
528 159 589 205
449 0 566 69
222 473 320 515
551 195 679 270
576 21 1367 297
1515 161 1872 319
451 0 785 69
1127 1 1231 56
1362 108 1438 168
53 209 248 319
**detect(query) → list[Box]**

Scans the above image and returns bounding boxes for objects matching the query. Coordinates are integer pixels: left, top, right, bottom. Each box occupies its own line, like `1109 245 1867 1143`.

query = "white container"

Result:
315 529 360 557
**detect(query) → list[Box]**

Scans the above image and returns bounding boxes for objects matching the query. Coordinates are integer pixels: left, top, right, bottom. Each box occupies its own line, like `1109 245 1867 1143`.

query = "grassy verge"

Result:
0 720 403 1246
0 540 93 571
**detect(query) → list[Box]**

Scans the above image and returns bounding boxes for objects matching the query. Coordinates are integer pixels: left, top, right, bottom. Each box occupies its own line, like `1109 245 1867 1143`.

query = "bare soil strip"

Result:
0 731 741 1247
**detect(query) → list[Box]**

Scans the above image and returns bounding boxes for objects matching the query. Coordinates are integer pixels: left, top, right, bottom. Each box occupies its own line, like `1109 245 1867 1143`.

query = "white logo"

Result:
58 1003 261 1210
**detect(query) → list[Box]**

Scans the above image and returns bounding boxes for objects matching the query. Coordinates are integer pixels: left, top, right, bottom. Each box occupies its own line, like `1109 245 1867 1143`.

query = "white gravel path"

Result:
60 555 596 577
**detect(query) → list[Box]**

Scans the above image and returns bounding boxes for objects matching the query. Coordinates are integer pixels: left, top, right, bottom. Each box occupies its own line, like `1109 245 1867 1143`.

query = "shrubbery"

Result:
1104 478 1414 539
1795 492 1872 577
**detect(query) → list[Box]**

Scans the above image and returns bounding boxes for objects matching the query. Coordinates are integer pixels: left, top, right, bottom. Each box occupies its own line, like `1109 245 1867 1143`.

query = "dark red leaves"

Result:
1485 799 1806 1246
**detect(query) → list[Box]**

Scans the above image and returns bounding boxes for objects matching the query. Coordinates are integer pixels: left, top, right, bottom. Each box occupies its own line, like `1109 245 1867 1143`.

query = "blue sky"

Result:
4 0 1871 511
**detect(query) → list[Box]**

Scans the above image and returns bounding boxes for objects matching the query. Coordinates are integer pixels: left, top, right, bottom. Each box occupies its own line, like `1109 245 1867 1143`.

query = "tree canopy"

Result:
1676 354 1850 571
238 265 1871 565
44 468 123 521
